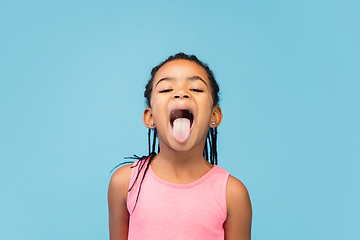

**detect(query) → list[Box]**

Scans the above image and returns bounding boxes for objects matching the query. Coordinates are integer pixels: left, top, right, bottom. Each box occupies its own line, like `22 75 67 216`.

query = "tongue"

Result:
172 118 191 143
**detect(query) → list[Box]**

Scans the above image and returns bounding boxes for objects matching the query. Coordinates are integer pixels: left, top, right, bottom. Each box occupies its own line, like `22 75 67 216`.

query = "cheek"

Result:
199 100 214 121
205 96 215 111
150 99 167 122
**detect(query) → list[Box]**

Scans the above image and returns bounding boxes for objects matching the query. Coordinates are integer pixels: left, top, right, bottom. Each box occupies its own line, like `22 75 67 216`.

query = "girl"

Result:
108 53 252 240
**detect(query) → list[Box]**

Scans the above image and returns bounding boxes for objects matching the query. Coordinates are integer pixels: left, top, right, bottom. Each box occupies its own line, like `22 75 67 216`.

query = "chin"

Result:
170 139 198 152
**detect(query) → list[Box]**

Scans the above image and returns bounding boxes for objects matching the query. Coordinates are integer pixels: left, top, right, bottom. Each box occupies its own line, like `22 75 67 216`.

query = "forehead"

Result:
153 59 209 84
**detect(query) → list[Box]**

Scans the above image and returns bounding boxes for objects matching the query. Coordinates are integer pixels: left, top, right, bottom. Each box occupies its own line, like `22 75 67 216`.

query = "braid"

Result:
202 127 218 165
208 130 213 163
148 129 151 155
213 127 218 165
110 154 154 214
128 153 156 213
148 128 159 155
203 134 208 160
152 128 157 153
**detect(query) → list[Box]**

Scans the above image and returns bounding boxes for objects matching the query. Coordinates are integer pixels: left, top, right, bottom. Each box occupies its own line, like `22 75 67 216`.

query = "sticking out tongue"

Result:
172 118 191 143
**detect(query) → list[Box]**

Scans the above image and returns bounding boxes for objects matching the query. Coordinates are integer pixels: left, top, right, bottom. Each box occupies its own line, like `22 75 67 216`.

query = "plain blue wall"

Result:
0 0 359 239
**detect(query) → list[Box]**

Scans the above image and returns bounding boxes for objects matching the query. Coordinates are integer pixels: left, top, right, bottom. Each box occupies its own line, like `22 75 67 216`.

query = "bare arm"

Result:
108 164 132 240
224 176 252 240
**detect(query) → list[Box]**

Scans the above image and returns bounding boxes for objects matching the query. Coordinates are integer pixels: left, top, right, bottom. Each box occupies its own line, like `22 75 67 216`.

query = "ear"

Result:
209 105 223 128
143 107 156 129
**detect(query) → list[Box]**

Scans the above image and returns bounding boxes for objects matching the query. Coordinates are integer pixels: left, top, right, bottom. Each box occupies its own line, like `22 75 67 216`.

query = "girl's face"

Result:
143 59 222 152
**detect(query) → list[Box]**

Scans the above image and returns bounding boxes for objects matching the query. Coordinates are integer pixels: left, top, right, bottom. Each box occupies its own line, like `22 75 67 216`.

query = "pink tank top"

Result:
127 159 230 240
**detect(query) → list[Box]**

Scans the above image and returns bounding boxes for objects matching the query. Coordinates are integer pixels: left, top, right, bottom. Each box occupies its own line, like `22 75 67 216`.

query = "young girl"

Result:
108 53 252 240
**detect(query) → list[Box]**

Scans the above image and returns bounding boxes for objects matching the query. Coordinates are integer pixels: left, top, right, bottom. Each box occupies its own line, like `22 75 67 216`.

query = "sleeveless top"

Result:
127 159 230 240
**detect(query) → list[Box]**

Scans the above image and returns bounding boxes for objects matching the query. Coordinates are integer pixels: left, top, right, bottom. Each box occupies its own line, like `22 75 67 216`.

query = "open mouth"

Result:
170 109 194 127
169 109 194 143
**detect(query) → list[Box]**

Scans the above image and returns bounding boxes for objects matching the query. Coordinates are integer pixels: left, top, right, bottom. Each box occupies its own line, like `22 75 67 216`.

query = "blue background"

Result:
1 0 359 239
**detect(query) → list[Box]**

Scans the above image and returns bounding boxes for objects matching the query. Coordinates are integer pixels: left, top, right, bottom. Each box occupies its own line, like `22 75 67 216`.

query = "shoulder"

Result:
108 164 133 239
226 175 252 215
226 175 250 203
110 163 133 184
108 163 133 203
224 175 252 239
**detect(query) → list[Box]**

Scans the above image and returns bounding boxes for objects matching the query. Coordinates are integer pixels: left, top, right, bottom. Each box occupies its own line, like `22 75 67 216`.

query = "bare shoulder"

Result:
108 163 134 208
109 163 133 184
108 163 133 196
226 175 250 204
108 163 133 240
224 175 252 240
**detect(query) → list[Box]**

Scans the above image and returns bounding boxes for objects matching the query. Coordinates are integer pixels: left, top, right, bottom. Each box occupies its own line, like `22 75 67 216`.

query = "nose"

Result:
172 84 190 99
173 92 189 99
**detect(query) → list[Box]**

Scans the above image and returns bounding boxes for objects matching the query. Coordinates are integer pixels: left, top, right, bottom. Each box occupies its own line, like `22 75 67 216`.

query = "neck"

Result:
154 138 211 170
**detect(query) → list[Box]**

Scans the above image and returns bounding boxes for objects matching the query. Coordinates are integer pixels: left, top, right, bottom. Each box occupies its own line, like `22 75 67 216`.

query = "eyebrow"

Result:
155 76 208 87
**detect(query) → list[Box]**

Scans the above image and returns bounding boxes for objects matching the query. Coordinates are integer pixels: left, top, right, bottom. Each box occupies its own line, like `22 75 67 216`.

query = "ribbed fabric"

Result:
127 159 230 240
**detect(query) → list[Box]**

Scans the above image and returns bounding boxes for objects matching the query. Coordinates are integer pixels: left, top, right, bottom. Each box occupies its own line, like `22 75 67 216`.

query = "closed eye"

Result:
190 89 203 92
159 89 172 93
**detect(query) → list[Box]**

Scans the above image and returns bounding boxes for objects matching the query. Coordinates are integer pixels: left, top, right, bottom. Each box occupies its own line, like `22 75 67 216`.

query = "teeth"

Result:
171 110 192 114
170 109 193 127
